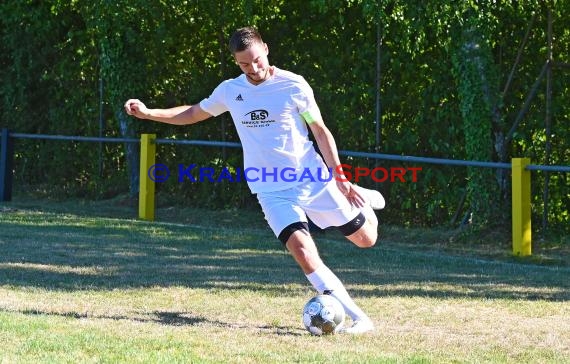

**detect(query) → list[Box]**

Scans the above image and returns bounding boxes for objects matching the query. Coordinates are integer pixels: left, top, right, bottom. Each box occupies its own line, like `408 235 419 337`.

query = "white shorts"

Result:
256 178 361 237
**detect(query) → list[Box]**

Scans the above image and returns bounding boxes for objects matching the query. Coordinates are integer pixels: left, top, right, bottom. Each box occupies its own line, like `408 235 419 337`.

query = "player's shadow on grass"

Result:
13 308 207 325
6 308 304 336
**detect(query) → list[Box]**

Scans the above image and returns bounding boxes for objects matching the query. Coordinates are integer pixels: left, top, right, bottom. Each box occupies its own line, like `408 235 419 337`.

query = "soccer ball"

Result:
302 293 345 335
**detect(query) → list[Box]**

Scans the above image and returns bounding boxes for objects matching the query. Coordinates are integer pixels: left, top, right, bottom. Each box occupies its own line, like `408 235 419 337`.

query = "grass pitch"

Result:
0 199 568 363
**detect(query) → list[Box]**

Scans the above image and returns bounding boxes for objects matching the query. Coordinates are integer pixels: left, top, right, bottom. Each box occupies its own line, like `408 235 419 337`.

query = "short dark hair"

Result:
229 26 264 54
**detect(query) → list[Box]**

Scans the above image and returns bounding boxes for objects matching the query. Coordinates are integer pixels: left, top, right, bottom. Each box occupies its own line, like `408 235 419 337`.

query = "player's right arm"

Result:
124 99 212 125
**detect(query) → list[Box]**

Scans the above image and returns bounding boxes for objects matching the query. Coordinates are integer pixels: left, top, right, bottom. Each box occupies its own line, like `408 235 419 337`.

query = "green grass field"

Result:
0 198 569 363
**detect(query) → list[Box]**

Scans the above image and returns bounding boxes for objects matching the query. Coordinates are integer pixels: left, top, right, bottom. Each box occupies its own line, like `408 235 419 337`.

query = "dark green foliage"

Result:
1 0 568 231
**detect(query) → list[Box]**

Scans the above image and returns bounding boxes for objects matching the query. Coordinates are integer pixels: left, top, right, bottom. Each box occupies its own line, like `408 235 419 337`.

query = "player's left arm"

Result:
308 119 365 208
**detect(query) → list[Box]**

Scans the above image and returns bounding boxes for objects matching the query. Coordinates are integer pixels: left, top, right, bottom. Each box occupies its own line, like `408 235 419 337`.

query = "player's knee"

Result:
351 225 378 248
364 232 378 248
345 226 377 248
359 230 378 248
338 213 378 248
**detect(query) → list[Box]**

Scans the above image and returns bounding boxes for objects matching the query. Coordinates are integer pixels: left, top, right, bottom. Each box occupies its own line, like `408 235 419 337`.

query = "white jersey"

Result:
199 67 327 193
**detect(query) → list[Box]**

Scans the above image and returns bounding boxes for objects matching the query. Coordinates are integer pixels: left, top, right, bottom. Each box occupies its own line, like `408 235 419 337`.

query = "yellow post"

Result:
512 158 532 256
139 134 156 221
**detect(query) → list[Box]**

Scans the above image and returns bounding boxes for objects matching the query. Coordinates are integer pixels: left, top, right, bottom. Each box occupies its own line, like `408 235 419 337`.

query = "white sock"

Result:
305 265 369 321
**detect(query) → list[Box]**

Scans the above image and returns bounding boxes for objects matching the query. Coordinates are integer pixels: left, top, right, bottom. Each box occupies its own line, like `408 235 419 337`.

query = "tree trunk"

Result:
452 21 501 223
117 110 139 197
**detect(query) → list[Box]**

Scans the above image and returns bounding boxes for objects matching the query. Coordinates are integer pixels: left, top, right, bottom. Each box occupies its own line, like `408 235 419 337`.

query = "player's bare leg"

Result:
345 186 384 248
345 218 377 248
284 230 323 274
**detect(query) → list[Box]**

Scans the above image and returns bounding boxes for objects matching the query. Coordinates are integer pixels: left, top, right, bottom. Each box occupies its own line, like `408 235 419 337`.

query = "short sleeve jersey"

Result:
199 67 326 193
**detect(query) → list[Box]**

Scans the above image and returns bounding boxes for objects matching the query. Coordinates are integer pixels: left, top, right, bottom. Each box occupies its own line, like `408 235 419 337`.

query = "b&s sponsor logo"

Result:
241 109 275 128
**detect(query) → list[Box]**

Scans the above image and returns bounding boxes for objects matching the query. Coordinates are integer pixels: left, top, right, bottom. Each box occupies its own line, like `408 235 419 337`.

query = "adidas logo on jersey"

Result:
235 94 244 101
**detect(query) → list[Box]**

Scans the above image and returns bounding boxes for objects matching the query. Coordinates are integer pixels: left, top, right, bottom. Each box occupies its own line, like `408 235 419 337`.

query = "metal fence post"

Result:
139 134 156 221
512 158 532 256
0 128 14 202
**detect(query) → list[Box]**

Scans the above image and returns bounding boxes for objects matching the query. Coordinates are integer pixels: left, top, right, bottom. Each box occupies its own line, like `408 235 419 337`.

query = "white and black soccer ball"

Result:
302 293 345 335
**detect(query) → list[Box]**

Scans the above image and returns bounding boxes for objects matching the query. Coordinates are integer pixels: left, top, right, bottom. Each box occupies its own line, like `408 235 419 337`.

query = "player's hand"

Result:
124 99 149 119
336 180 365 208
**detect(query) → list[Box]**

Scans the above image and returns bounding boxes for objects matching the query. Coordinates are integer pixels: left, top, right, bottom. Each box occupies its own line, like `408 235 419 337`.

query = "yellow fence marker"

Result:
139 134 156 221
512 158 532 256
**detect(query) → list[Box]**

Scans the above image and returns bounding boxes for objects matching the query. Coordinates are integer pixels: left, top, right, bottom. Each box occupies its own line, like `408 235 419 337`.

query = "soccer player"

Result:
125 26 385 334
